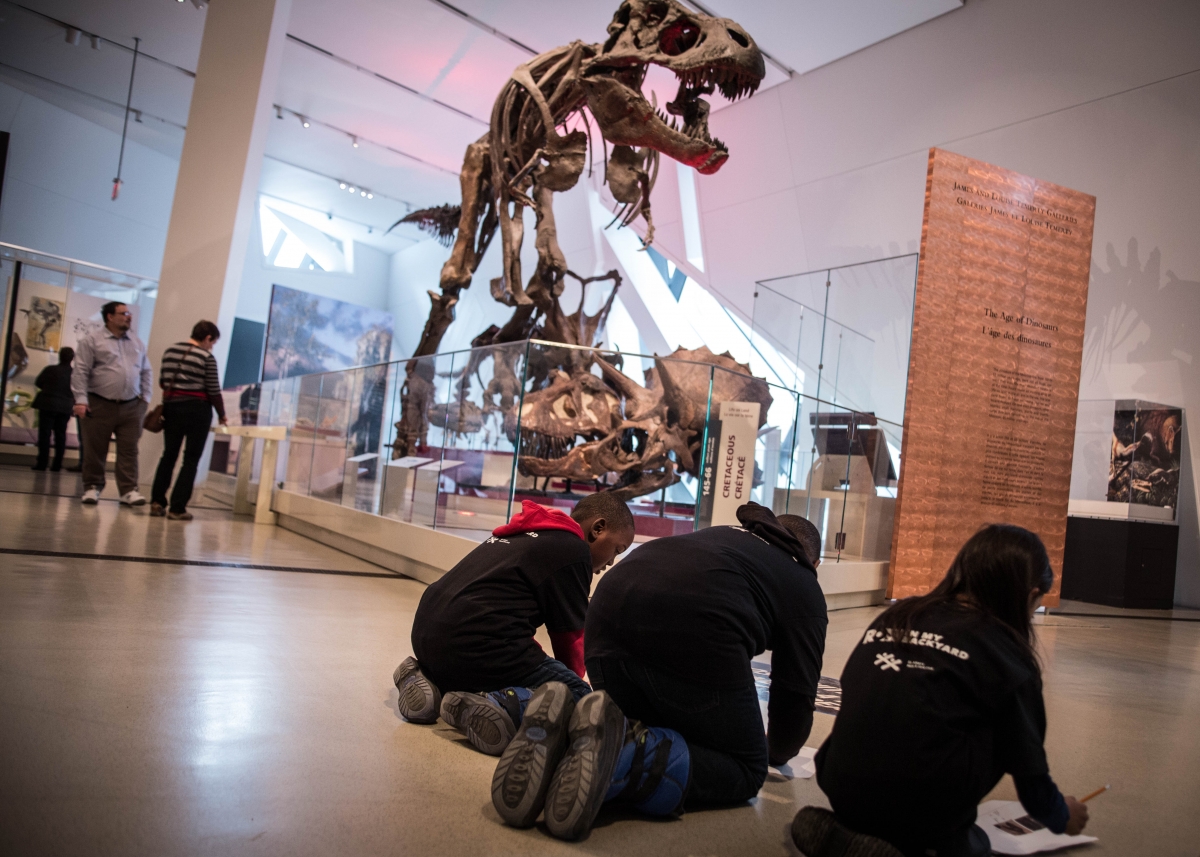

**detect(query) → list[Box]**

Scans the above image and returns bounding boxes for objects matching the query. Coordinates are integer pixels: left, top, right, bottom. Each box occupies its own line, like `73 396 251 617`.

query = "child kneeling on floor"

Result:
393 494 634 756
791 524 1090 857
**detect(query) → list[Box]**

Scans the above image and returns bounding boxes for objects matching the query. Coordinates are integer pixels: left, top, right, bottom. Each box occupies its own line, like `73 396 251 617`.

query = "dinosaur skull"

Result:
582 0 765 174
515 370 624 460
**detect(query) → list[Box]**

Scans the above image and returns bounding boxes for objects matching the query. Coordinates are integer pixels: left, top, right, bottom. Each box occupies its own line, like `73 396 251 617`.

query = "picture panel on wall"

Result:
262 284 394 382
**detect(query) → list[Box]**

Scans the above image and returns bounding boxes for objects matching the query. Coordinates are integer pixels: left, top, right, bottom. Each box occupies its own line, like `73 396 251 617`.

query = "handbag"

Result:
143 345 192 433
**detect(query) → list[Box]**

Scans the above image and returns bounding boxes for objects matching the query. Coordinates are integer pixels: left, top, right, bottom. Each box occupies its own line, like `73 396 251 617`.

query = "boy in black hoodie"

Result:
486 502 827 840
394 493 634 756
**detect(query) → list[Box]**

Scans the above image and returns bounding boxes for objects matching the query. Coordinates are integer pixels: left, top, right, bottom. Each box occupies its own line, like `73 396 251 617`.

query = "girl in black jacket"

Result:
794 525 1089 857
31 347 74 471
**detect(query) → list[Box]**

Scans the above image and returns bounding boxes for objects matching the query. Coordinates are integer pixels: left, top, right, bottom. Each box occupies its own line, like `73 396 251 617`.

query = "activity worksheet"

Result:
978 801 1097 854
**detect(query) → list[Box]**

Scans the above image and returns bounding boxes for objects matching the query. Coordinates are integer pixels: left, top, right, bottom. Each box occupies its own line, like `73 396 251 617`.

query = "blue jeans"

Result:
514 656 592 701
587 657 768 806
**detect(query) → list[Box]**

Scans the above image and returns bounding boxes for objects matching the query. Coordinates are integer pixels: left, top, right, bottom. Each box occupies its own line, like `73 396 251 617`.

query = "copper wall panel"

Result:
889 148 1095 605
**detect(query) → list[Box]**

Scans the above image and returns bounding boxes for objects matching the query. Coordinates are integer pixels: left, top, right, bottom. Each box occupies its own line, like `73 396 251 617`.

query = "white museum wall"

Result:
0 81 179 279
672 0 1200 605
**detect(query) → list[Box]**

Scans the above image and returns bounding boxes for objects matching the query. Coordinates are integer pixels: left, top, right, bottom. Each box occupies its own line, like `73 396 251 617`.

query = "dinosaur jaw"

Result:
583 73 730 174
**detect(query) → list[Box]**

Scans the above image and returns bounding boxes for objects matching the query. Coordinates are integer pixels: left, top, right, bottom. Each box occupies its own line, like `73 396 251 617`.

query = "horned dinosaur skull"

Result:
517 345 773 500
582 0 765 174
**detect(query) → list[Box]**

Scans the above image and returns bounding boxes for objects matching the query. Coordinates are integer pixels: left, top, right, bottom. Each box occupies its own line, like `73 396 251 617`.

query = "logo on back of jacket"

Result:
861 627 972 672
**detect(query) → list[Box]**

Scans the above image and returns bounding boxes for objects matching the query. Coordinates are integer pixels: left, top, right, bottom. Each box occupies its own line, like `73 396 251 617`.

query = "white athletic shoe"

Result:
81 488 101 505
120 490 147 506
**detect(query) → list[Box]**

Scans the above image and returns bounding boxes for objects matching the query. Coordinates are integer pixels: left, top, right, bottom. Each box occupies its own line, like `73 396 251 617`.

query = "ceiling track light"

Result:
89 34 100 50
351 135 359 148
64 27 81 46
298 114 310 128
275 105 283 120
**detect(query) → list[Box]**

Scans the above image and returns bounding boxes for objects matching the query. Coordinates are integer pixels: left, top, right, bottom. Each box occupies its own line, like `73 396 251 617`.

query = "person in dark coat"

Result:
31 347 75 471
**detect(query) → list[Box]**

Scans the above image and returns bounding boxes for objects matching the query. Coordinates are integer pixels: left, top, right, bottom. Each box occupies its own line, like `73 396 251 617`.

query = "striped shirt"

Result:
160 343 226 420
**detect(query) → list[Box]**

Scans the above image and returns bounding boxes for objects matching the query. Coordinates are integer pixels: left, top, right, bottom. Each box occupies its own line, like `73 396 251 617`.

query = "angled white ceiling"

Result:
1 0 962 255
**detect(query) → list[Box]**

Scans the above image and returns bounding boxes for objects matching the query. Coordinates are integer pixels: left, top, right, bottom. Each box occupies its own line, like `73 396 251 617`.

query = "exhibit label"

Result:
889 148 1096 604
699 400 761 527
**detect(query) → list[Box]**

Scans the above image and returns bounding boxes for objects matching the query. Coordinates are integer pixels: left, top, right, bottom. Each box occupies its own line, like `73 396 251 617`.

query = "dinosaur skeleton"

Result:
390 0 766 499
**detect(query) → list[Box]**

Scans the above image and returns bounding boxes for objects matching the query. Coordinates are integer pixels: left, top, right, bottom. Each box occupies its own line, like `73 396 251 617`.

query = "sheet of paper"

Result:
978 800 1097 855
769 746 817 780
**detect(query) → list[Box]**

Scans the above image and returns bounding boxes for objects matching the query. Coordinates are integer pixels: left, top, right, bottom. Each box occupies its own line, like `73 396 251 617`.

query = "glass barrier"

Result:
752 254 917 434
237 335 908 562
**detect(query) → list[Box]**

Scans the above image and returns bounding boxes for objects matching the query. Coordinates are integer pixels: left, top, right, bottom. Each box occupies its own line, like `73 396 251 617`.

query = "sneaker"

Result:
149 503 166 517
604 721 690 817
167 510 193 521
120 490 147 506
491 682 575 829
81 488 101 505
542 690 628 841
439 691 475 731
790 807 905 857
393 657 441 724
443 687 531 756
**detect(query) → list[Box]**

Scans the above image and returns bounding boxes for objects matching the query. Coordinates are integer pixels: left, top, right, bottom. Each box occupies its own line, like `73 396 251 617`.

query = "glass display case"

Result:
1069 399 1183 522
1 243 157 447
240 334 908 565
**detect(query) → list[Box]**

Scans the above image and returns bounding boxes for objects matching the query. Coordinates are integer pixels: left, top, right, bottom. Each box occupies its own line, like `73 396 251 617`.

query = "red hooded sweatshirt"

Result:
492 500 588 678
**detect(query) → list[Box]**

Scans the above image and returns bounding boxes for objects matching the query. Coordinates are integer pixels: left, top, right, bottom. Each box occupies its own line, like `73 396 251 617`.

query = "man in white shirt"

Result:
71 302 153 506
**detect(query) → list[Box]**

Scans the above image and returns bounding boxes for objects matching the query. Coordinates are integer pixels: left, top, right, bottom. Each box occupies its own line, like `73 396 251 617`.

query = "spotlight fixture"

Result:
366 193 373 199
351 136 359 148
275 105 283 120
360 190 366 197
348 186 355 193
65 26 81 45
89 34 100 49
299 115 310 128
339 182 346 189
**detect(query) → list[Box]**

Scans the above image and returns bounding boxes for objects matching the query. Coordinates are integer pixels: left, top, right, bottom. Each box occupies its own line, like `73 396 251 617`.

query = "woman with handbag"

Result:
149 321 228 520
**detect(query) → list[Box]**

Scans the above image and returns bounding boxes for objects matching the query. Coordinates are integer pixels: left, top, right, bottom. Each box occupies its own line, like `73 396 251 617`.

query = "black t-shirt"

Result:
816 601 1050 845
411 530 591 691
586 525 827 750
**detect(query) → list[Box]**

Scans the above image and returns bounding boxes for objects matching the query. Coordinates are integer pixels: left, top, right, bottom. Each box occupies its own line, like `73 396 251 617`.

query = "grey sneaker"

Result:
450 688 527 756
791 807 905 857
393 657 441 724
119 490 147 506
542 690 627 841
491 681 574 829
80 488 100 505
439 691 476 731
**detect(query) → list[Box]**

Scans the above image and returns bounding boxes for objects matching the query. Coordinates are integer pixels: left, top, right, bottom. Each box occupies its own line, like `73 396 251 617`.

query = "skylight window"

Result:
259 201 350 273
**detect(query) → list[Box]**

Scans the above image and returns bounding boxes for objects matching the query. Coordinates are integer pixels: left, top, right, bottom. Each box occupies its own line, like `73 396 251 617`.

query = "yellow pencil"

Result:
1080 784 1110 803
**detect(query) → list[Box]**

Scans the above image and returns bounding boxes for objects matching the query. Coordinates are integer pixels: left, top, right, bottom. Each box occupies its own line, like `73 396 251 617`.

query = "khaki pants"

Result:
82 395 147 495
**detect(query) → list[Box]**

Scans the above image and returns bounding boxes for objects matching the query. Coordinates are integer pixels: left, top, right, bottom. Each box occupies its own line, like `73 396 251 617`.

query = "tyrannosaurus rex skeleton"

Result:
390 0 764 461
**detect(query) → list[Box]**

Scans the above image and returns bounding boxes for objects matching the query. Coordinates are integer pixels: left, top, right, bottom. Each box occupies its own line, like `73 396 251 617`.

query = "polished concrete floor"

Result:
1 475 1199 855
